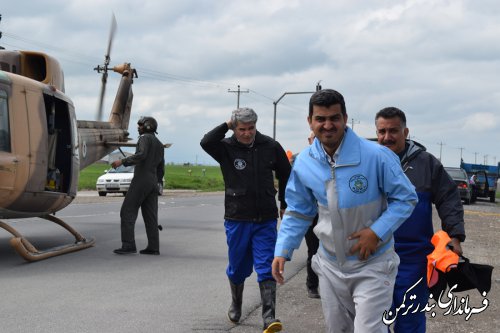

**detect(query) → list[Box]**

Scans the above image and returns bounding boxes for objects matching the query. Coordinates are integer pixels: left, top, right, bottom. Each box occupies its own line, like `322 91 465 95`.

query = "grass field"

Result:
79 163 224 192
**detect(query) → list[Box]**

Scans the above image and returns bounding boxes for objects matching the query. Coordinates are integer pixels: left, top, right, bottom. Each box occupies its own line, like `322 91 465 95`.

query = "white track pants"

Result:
312 249 399 333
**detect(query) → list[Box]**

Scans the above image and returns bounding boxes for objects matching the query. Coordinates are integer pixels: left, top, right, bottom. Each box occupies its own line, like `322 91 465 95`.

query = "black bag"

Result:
445 255 493 294
429 255 493 297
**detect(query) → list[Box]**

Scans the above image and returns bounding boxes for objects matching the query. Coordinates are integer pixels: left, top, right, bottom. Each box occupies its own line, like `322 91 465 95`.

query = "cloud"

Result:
462 112 497 131
2 0 499 166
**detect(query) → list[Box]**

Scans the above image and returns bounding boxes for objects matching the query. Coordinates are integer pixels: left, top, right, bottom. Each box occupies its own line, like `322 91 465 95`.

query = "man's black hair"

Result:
308 89 346 118
375 107 407 127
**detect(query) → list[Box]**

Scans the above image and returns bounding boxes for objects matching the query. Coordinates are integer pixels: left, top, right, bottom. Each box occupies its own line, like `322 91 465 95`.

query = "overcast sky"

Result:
2 0 499 167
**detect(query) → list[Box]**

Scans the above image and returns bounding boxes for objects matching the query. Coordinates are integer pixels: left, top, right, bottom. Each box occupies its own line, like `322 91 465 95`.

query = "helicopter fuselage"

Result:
0 51 134 219
0 70 79 218
0 16 140 261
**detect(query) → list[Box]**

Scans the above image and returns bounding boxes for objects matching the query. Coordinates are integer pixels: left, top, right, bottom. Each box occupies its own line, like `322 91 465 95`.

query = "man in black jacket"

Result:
112 116 165 255
201 107 291 333
375 107 465 333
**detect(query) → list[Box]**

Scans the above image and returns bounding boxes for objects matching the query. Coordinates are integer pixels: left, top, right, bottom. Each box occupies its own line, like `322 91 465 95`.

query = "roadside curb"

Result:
77 189 200 197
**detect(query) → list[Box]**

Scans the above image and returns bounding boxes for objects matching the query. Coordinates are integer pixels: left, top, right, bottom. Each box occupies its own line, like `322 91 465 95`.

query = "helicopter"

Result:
0 15 165 262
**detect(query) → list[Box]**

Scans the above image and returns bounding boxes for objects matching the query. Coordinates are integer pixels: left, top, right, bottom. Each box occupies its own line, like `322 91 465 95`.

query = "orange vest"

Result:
426 230 459 287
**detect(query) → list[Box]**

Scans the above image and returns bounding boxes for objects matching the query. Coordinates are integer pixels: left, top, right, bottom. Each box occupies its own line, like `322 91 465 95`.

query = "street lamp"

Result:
272 82 321 140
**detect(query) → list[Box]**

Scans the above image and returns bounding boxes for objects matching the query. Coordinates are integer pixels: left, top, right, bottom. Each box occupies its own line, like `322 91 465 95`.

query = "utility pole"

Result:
458 147 465 163
484 154 489 165
437 141 445 161
228 85 249 109
350 118 360 130
272 81 321 140
474 152 478 164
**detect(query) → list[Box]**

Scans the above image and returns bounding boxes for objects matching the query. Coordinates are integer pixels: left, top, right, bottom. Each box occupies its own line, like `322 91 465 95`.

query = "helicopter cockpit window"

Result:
0 90 10 152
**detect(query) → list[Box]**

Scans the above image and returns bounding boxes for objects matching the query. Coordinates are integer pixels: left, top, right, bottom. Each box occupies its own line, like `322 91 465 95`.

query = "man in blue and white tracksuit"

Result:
272 89 418 333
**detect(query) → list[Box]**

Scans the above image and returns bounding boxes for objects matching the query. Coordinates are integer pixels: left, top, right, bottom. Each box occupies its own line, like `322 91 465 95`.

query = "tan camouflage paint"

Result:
0 51 135 218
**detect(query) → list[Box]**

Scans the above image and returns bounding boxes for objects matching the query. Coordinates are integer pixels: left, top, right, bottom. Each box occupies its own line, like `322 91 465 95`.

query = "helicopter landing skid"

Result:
0 214 95 262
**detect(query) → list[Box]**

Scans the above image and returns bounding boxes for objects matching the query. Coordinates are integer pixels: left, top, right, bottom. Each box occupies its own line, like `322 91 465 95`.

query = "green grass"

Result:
79 163 224 192
79 164 110 190
163 164 224 191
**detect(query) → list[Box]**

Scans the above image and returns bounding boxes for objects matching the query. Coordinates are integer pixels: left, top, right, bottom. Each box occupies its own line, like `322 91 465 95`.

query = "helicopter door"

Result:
1 83 32 200
21 87 49 193
0 88 16 197
0 90 10 152
42 93 73 193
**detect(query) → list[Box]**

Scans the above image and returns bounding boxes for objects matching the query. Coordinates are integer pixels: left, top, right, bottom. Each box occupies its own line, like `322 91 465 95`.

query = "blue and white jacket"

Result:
275 127 418 264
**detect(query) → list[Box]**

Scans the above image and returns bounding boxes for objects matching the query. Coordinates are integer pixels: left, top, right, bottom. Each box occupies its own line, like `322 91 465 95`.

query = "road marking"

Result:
464 210 500 217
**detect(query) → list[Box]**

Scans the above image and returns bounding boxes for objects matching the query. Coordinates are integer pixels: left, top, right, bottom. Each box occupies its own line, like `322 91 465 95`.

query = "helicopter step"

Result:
0 214 95 262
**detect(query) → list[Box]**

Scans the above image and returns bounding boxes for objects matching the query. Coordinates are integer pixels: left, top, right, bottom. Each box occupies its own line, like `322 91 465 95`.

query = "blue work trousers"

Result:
390 259 428 333
224 219 277 285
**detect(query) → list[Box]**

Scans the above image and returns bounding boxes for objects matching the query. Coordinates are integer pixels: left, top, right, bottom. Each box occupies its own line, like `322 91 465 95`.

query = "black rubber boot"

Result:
227 280 244 323
113 247 137 254
259 280 282 333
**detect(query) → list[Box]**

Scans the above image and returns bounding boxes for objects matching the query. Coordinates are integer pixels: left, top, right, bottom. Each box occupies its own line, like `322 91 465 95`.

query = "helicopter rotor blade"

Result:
96 13 117 121
96 72 108 121
105 14 117 66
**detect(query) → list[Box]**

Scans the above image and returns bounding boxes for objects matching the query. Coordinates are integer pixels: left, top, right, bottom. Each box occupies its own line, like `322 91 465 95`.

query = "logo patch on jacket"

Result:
349 174 368 193
234 159 247 170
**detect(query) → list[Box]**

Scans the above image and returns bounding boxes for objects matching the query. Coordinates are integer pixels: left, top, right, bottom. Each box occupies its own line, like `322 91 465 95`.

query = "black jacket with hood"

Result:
395 140 465 261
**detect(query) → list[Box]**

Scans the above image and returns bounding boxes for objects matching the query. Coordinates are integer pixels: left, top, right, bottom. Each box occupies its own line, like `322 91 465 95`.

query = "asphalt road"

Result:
0 192 307 333
237 197 500 333
425 197 500 333
1 192 499 332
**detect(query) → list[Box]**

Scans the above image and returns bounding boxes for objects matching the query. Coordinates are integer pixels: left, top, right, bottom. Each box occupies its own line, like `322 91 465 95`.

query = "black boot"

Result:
306 257 320 299
259 280 282 333
228 280 244 323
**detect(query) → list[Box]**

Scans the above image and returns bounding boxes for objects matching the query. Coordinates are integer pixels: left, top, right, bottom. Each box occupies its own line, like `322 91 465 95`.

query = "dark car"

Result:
444 167 473 204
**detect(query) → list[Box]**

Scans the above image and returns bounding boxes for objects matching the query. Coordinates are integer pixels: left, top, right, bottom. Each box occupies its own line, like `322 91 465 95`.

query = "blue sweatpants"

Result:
224 219 277 285
390 259 428 333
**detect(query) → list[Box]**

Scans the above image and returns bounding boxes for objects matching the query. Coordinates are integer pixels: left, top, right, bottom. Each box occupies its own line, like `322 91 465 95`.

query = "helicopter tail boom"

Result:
108 63 136 130
77 63 137 170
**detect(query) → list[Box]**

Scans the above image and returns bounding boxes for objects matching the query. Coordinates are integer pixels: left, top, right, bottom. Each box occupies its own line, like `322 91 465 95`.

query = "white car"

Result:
96 165 164 197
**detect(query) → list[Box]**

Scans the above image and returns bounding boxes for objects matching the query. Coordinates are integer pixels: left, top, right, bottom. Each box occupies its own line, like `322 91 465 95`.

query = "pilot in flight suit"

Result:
112 116 165 255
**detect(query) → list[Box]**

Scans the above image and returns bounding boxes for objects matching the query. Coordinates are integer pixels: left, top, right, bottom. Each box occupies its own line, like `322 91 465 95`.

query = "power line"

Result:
3 30 276 106
2 29 241 91
3 28 499 163
2 31 101 65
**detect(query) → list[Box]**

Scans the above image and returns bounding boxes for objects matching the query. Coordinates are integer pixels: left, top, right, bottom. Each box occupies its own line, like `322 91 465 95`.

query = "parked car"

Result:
96 165 164 196
469 170 496 203
461 161 498 203
444 167 473 204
